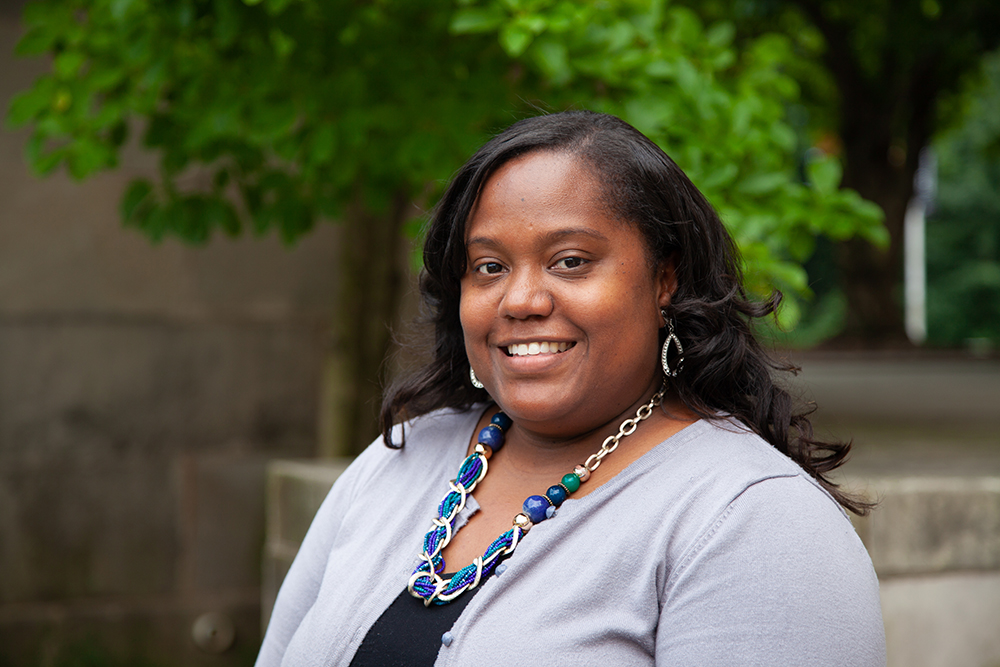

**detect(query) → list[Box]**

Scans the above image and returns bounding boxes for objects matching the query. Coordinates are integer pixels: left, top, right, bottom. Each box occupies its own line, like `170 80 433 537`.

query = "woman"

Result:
257 111 885 666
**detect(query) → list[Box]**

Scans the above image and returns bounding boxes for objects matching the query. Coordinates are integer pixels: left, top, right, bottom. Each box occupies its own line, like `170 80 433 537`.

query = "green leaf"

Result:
736 172 788 196
205 198 242 237
213 0 241 46
270 28 295 58
704 21 734 49
54 51 86 78
26 134 65 175
533 38 571 83
6 87 51 127
308 122 338 165
806 154 842 194
774 292 802 329
15 27 56 56
499 24 533 56
622 97 675 135
645 59 676 79
121 178 154 222
450 7 505 34
266 0 293 14
67 137 116 179
697 162 738 191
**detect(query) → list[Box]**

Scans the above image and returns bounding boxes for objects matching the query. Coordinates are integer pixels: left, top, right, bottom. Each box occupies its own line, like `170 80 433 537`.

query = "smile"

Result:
504 341 575 357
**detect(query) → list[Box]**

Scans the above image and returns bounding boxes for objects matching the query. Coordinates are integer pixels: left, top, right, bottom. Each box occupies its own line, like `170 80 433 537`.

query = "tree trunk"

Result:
793 0 941 345
834 67 936 344
836 139 915 343
318 191 411 457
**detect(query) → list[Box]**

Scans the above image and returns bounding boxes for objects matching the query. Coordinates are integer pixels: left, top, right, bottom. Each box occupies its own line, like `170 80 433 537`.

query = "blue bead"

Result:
522 495 551 524
545 484 568 507
491 412 513 431
478 424 504 451
441 632 453 647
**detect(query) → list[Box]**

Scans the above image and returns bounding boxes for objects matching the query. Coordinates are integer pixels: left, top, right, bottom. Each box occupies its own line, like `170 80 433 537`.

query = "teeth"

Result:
507 342 572 356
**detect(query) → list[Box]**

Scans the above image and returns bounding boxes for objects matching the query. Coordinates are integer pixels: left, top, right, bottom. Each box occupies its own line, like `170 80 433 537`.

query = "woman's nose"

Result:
500 267 553 320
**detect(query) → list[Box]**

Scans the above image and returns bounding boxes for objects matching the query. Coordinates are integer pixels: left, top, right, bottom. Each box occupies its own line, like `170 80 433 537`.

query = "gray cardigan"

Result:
257 408 886 666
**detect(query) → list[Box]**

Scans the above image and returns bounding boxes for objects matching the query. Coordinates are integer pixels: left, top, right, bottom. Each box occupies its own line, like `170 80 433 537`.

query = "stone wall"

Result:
0 6 342 665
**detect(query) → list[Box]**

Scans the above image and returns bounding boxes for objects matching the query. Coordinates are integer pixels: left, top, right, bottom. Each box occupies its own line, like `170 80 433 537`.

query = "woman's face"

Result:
460 150 674 436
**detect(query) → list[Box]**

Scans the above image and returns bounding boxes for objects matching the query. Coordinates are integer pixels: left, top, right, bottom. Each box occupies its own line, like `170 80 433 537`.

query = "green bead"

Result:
561 473 581 493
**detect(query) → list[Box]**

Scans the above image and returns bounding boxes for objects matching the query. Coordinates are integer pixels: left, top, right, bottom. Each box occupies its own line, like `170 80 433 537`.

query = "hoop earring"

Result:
470 366 485 389
660 311 684 377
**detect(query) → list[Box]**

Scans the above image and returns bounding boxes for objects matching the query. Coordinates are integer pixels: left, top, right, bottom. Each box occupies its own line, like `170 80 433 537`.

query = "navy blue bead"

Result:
545 484 568 507
478 424 504 451
522 495 551 524
491 412 513 431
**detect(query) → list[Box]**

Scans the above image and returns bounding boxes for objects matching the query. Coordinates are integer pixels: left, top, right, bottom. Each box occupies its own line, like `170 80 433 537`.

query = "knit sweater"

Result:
257 407 886 667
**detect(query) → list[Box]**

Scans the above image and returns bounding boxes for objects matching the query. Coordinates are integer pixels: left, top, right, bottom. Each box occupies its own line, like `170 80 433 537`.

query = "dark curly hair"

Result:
380 110 870 515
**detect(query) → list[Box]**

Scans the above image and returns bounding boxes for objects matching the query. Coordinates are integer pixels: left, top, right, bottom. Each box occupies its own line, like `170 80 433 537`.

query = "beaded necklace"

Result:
407 386 665 606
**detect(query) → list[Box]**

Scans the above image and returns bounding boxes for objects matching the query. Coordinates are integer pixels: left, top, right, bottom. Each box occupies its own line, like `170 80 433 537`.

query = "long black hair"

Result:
380 110 870 515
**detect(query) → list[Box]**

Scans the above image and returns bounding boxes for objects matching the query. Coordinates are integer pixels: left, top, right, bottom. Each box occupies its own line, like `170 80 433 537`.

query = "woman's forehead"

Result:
465 152 604 227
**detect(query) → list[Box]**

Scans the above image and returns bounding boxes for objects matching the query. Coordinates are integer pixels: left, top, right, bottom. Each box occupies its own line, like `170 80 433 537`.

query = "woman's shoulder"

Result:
386 404 487 448
658 417 845 514
342 404 486 484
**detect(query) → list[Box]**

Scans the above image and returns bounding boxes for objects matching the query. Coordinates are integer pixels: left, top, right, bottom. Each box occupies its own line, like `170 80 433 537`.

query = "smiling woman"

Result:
460 151 670 434
257 111 886 667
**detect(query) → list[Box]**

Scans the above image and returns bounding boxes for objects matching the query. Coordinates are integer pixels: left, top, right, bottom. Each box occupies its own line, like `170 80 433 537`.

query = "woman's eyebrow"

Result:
544 227 609 243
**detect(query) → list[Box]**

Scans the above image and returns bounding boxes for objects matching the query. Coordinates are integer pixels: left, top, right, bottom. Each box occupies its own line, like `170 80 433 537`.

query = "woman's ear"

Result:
656 257 679 317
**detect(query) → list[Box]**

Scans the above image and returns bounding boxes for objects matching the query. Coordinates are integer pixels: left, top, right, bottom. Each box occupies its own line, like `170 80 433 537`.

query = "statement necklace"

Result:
407 385 665 606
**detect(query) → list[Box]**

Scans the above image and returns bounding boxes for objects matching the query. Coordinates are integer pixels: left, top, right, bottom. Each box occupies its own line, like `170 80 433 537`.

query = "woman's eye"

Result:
476 262 504 275
554 256 586 269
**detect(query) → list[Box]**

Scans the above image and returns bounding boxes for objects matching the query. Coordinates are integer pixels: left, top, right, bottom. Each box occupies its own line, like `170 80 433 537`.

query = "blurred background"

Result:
1 0 998 665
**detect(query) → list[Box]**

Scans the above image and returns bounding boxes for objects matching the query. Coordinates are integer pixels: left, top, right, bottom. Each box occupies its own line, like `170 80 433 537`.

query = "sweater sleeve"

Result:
255 446 380 667
655 474 886 667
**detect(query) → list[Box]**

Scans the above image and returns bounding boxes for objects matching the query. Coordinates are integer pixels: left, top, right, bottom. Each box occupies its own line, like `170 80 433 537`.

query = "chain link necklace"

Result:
407 385 665 606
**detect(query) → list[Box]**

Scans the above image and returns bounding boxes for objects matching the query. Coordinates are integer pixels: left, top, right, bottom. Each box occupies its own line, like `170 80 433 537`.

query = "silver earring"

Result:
660 310 684 377
469 366 484 389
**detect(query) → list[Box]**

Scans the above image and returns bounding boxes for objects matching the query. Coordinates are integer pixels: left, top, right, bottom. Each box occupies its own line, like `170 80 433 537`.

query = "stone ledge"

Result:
265 459 351 548
880 571 1000 667
846 475 1000 577
262 459 351 628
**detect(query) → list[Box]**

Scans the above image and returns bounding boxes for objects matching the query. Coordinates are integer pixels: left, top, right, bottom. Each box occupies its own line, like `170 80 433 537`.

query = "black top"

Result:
349 579 485 667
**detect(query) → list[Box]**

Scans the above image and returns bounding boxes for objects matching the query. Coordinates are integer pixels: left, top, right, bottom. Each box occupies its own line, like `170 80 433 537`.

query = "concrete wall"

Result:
1 7 343 665
850 476 1000 667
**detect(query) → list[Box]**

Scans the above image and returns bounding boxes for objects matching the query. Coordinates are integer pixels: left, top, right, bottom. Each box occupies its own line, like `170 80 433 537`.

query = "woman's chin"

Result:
491 384 576 426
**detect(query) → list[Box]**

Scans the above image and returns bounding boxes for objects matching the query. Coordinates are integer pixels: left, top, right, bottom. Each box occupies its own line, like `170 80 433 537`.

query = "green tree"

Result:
695 0 1000 342
926 50 1000 347
7 0 883 454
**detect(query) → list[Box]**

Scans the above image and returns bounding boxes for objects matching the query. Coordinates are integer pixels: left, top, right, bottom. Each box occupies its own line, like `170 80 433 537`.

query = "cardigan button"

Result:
441 632 454 647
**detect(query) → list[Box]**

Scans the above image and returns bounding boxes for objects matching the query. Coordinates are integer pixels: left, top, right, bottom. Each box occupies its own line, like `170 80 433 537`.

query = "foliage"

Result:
8 0 885 325
926 50 1000 347
684 0 1000 342
7 0 521 243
